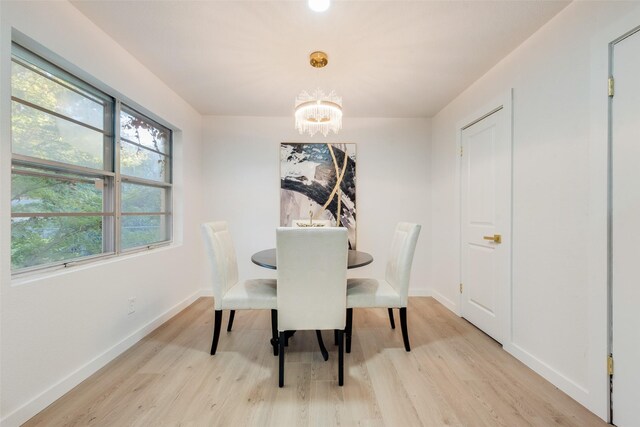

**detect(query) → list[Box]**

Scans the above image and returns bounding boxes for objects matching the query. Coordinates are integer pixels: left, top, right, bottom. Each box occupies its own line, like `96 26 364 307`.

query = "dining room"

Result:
1 0 640 426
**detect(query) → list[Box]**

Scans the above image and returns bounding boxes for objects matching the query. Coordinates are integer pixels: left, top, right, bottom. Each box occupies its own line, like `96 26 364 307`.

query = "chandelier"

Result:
294 52 343 137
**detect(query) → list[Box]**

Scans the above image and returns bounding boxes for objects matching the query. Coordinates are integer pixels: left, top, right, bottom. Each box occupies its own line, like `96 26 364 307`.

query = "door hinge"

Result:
608 77 615 97
608 354 614 375
460 146 464 157
459 283 463 294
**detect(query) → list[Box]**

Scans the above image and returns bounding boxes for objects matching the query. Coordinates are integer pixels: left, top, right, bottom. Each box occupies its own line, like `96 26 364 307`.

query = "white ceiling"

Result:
71 0 570 118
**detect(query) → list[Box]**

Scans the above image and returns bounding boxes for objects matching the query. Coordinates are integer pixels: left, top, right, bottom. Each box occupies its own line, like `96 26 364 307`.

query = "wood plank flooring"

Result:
25 297 607 426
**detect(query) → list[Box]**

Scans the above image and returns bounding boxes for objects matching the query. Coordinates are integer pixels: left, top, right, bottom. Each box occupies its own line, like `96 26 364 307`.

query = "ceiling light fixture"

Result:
295 51 343 137
308 0 330 13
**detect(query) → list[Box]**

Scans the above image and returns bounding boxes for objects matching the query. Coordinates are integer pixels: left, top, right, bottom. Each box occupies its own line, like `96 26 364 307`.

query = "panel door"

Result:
612 28 640 427
461 108 510 343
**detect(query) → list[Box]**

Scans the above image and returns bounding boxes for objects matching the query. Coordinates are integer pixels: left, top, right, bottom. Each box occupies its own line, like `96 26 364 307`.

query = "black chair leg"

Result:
279 331 285 387
334 329 339 345
227 310 236 332
388 308 396 329
316 330 329 361
271 310 279 356
346 308 353 353
338 330 344 386
210 310 222 355
400 307 411 352
284 330 295 346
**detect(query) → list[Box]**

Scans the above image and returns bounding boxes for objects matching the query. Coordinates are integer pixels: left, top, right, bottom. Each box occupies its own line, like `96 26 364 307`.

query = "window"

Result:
10 43 173 274
118 108 172 250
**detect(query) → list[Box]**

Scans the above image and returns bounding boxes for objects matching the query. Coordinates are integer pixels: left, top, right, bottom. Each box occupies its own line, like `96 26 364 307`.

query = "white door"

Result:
611 27 640 427
460 108 510 343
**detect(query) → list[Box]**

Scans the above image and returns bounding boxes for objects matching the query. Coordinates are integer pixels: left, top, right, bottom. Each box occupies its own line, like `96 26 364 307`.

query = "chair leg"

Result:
316 330 329 361
210 310 223 355
346 308 353 354
399 307 411 352
338 330 344 386
334 329 339 345
388 308 396 329
279 331 285 387
284 330 295 346
271 310 279 356
227 310 236 332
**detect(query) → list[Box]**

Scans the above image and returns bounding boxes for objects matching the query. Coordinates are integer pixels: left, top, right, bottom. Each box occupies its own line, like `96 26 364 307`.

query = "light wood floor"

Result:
26 297 607 426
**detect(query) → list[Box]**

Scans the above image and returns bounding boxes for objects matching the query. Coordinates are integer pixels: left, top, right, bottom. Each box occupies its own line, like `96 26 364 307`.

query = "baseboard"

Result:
430 292 595 416
409 288 432 297
414 289 595 416
199 288 213 297
503 342 591 411
0 289 205 427
430 288 460 315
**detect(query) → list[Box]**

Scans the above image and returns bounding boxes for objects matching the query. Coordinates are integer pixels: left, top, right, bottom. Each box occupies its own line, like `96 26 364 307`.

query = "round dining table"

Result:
251 248 374 270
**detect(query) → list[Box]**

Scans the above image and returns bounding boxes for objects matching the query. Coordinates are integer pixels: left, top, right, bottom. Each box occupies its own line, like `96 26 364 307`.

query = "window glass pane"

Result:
120 109 169 154
12 101 105 169
121 215 169 250
121 183 167 213
11 60 105 130
120 141 168 182
11 215 105 270
12 169 105 214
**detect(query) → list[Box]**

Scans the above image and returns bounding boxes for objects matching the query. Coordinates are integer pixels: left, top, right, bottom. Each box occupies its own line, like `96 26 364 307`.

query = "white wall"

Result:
430 1 640 420
0 2 206 426
3 0 634 424
201 116 431 295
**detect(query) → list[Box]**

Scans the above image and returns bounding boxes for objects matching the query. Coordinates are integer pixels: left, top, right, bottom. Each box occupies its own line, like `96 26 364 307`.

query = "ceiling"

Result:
71 0 570 118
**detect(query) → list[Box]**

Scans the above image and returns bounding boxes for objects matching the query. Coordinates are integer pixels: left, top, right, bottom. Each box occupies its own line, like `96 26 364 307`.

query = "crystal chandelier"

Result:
294 52 343 137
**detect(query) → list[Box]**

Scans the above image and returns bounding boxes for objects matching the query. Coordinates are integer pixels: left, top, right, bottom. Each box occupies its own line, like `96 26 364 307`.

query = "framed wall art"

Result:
280 143 357 249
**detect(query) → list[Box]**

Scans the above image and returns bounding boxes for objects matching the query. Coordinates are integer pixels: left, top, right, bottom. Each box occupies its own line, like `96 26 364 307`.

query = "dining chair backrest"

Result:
292 219 333 228
276 227 348 332
385 222 421 307
201 221 240 310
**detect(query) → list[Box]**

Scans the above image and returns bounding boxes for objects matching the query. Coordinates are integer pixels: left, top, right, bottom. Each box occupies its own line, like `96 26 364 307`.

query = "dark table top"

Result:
251 248 373 270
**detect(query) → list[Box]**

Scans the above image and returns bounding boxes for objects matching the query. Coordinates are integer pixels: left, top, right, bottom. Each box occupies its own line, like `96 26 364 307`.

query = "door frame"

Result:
608 24 640 424
454 89 513 345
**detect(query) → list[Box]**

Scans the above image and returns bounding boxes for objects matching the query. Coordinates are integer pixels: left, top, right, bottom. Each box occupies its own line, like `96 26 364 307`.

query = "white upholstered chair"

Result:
276 227 348 387
346 222 421 352
201 221 277 355
292 219 332 228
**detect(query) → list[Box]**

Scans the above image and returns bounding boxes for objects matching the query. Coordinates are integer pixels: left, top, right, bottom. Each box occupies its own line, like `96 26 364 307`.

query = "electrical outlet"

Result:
128 297 136 315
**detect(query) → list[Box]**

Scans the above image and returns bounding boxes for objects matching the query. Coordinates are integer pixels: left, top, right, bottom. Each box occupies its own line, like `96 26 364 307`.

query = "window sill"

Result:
11 241 180 286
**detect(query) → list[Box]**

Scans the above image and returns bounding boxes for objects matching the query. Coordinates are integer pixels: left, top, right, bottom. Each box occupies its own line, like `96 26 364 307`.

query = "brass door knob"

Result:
483 234 502 244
